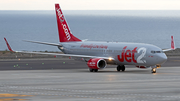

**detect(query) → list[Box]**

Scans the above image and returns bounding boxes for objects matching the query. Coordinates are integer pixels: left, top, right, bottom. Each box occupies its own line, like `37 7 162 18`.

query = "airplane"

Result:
4 4 175 73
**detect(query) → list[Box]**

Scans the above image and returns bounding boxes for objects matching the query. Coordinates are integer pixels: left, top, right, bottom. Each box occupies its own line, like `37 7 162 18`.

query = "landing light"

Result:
108 57 113 61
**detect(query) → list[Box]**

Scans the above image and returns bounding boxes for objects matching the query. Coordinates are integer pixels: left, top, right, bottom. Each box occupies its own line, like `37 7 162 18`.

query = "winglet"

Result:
162 36 176 52
4 38 14 52
171 36 175 50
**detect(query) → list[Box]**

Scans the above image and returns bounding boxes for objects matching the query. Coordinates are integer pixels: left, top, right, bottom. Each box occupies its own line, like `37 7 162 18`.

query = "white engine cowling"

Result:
87 58 107 69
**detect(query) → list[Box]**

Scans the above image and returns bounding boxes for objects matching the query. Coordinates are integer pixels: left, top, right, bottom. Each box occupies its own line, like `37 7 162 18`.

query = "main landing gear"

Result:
89 69 98 72
117 65 125 72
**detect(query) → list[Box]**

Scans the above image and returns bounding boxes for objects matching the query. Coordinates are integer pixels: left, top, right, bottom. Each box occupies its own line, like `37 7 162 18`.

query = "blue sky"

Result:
1 0 180 10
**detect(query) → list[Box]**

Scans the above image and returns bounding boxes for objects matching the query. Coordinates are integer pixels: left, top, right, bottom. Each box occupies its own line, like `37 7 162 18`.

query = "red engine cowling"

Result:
87 58 107 69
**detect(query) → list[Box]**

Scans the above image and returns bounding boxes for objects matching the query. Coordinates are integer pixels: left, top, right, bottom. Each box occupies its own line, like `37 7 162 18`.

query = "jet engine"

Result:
87 58 107 69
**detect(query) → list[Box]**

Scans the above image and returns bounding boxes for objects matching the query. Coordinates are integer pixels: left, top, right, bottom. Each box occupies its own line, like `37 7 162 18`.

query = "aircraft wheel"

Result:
117 65 125 72
89 69 94 72
94 69 98 72
151 68 156 73
121 65 125 71
117 65 121 71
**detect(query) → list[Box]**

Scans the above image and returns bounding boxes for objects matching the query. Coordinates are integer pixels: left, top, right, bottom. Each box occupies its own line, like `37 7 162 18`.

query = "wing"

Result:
4 38 114 61
163 36 176 52
23 40 62 47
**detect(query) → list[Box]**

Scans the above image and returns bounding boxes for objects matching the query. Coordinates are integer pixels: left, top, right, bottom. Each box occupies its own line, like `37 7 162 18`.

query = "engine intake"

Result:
87 58 107 69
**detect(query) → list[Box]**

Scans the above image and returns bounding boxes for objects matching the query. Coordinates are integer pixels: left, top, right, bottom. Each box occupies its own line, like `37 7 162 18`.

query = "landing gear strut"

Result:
89 69 98 72
151 68 156 73
117 65 125 72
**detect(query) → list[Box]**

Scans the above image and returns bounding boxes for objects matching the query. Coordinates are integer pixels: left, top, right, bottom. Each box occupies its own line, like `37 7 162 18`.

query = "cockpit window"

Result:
151 51 163 53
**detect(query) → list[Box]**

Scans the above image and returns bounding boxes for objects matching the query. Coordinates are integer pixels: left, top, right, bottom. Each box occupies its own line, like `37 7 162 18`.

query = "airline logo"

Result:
137 47 147 63
56 7 71 40
117 46 146 63
118 46 137 63
80 44 108 49
88 62 96 66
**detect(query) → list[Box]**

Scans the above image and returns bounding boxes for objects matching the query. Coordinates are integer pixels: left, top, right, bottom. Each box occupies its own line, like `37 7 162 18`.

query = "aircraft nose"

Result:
158 53 167 64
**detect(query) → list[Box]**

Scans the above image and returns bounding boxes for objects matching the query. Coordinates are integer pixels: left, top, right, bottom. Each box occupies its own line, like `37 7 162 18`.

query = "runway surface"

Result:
0 57 180 101
0 57 180 70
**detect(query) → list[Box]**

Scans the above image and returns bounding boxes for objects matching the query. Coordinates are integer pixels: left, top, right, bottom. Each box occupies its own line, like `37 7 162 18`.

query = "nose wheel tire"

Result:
151 68 156 73
117 65 125 72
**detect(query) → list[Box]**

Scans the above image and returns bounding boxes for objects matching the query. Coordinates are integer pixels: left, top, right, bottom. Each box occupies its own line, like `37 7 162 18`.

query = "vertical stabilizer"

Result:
55 4 81 42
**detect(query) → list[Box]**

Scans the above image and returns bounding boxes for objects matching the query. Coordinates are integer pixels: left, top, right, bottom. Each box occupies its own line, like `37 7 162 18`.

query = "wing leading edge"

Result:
23 40 62 47
4 38 114 61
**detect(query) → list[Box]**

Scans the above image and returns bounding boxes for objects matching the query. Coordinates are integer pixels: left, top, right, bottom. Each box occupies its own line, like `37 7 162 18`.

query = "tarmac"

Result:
0 57 180 101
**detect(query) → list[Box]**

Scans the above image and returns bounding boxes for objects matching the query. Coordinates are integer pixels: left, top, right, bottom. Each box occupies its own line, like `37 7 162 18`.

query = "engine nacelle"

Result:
87 58 107 69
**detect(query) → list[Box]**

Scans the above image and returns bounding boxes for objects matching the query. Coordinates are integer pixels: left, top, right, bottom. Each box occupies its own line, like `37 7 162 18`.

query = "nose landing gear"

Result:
151 68 156 73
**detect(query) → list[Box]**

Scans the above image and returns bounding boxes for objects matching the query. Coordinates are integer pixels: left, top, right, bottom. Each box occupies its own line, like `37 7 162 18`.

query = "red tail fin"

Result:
55 4 81 42
171 36 175 50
